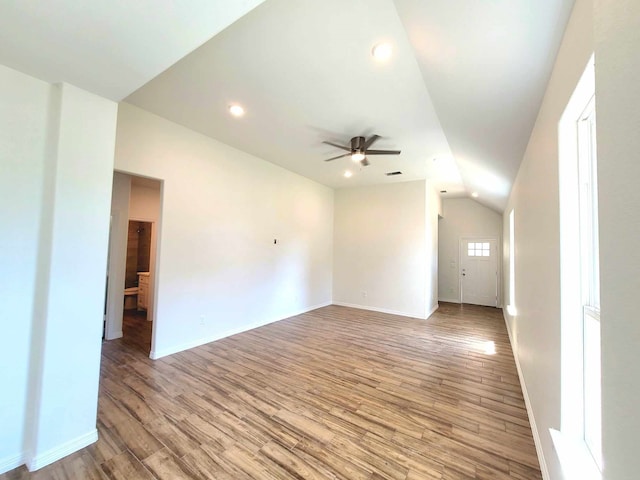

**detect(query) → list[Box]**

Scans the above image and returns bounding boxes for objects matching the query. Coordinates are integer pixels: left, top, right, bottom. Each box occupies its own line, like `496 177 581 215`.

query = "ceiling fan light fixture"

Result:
372 42 392 61
322 135 400 165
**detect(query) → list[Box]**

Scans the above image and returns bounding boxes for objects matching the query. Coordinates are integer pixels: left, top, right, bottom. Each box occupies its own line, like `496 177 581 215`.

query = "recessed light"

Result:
344 170 353 178
372 42 392 61
471 192 479 198
228 104 245 117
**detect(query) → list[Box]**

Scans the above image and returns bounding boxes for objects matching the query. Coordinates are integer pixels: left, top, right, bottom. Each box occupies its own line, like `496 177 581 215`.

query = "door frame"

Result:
104 209 126 340
104 172 163 359
458 237 500 306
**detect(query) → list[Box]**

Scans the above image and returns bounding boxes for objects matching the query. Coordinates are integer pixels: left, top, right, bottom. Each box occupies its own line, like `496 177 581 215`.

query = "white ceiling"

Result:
0 0 575 211
126 0 465 196
0 0 266 100
394 0 575 210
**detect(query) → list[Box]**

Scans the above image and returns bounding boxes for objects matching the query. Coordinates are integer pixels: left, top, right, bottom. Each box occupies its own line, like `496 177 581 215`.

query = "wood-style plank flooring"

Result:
2 303 541 479
121 309 152 355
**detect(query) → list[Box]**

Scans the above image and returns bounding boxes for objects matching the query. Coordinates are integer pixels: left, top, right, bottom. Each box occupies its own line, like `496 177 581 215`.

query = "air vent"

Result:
440 190 447 193
386 171 403 176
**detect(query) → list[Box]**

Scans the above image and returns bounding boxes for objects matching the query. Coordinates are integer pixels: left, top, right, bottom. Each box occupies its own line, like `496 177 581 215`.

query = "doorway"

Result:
460 238 498 307
123 220 153 353
104 173 162 356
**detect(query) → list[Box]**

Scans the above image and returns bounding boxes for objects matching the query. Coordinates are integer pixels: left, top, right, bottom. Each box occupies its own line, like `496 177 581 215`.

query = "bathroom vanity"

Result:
137 272 150 310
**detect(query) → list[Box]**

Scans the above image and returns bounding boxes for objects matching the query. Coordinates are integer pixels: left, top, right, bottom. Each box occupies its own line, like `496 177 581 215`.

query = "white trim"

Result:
150 302 331 359
559 54 602 466
26 429 97 471
427 303 439 318
332 302 428 320
508 209 515 311
502 309 549 480
549 429 602 480
0 452 24 474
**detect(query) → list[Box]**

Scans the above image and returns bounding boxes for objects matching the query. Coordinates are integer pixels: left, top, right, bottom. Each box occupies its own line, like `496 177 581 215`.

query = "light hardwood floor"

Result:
121 309 152 355
2 303 541 479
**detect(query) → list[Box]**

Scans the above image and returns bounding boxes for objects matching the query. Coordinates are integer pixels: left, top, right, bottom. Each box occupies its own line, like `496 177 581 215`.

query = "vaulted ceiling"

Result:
0 0 575 212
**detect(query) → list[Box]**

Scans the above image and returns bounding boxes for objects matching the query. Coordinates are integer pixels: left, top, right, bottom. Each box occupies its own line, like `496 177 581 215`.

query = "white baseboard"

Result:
0 452 24 475
150 302 332 359
502 310 549 480
332 302 427 320
427 303 439 318
26 429 98 472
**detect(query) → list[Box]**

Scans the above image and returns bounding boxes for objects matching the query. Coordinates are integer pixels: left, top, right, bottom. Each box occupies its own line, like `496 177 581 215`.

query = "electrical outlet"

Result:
199 315 205 326
362 291 367 298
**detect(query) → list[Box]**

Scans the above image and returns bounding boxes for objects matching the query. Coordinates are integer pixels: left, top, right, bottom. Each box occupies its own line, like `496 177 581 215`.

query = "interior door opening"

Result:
104 173 162 357
122 220 153 353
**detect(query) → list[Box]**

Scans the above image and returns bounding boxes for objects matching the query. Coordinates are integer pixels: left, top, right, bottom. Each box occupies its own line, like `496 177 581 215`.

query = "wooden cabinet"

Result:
137 272 149 310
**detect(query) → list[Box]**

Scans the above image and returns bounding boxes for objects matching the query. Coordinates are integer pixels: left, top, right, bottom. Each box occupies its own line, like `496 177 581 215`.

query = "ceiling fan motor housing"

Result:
351 136 366 153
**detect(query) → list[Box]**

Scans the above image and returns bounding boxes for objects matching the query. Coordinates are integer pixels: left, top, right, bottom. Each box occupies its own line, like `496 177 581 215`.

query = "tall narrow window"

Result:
557 54 601 477
578 94 601 468
508 209 515 315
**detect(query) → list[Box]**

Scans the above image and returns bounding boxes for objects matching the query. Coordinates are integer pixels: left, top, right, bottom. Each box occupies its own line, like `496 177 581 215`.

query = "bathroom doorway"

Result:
104 173 162 356
123 220 153 352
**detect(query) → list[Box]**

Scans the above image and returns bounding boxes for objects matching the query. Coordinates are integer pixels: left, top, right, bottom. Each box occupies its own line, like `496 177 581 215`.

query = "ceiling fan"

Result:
323 135 401 166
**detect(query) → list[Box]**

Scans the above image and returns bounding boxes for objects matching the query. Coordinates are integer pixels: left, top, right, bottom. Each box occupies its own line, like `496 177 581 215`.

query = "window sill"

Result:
549 429 601 480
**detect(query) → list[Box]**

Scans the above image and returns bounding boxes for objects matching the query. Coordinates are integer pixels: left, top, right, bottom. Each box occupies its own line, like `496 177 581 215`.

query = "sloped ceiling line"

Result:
0 0 575 212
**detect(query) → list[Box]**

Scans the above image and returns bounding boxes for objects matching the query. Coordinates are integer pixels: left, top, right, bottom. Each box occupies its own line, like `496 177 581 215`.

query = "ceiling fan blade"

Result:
322 141 351 151
363 134 380 150
365 149 401 155
324 153 351 162
361 157 370 167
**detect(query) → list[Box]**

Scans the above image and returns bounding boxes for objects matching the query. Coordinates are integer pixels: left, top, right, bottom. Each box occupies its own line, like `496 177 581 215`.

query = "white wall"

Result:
26 83 117 469
0 64 49 473
114 103 334 358
501 0 593 478
333 180 439 319
593 1 640 477
438 198 502 304
105 173 131 340
0 65 117 472
130 181 161 220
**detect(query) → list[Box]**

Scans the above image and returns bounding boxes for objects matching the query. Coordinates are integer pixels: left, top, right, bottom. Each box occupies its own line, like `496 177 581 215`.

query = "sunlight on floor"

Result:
469 338 497 355
483 340 497 355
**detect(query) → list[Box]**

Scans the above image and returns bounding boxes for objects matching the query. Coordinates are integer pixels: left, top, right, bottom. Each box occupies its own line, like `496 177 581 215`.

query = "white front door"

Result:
460 238 498 307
